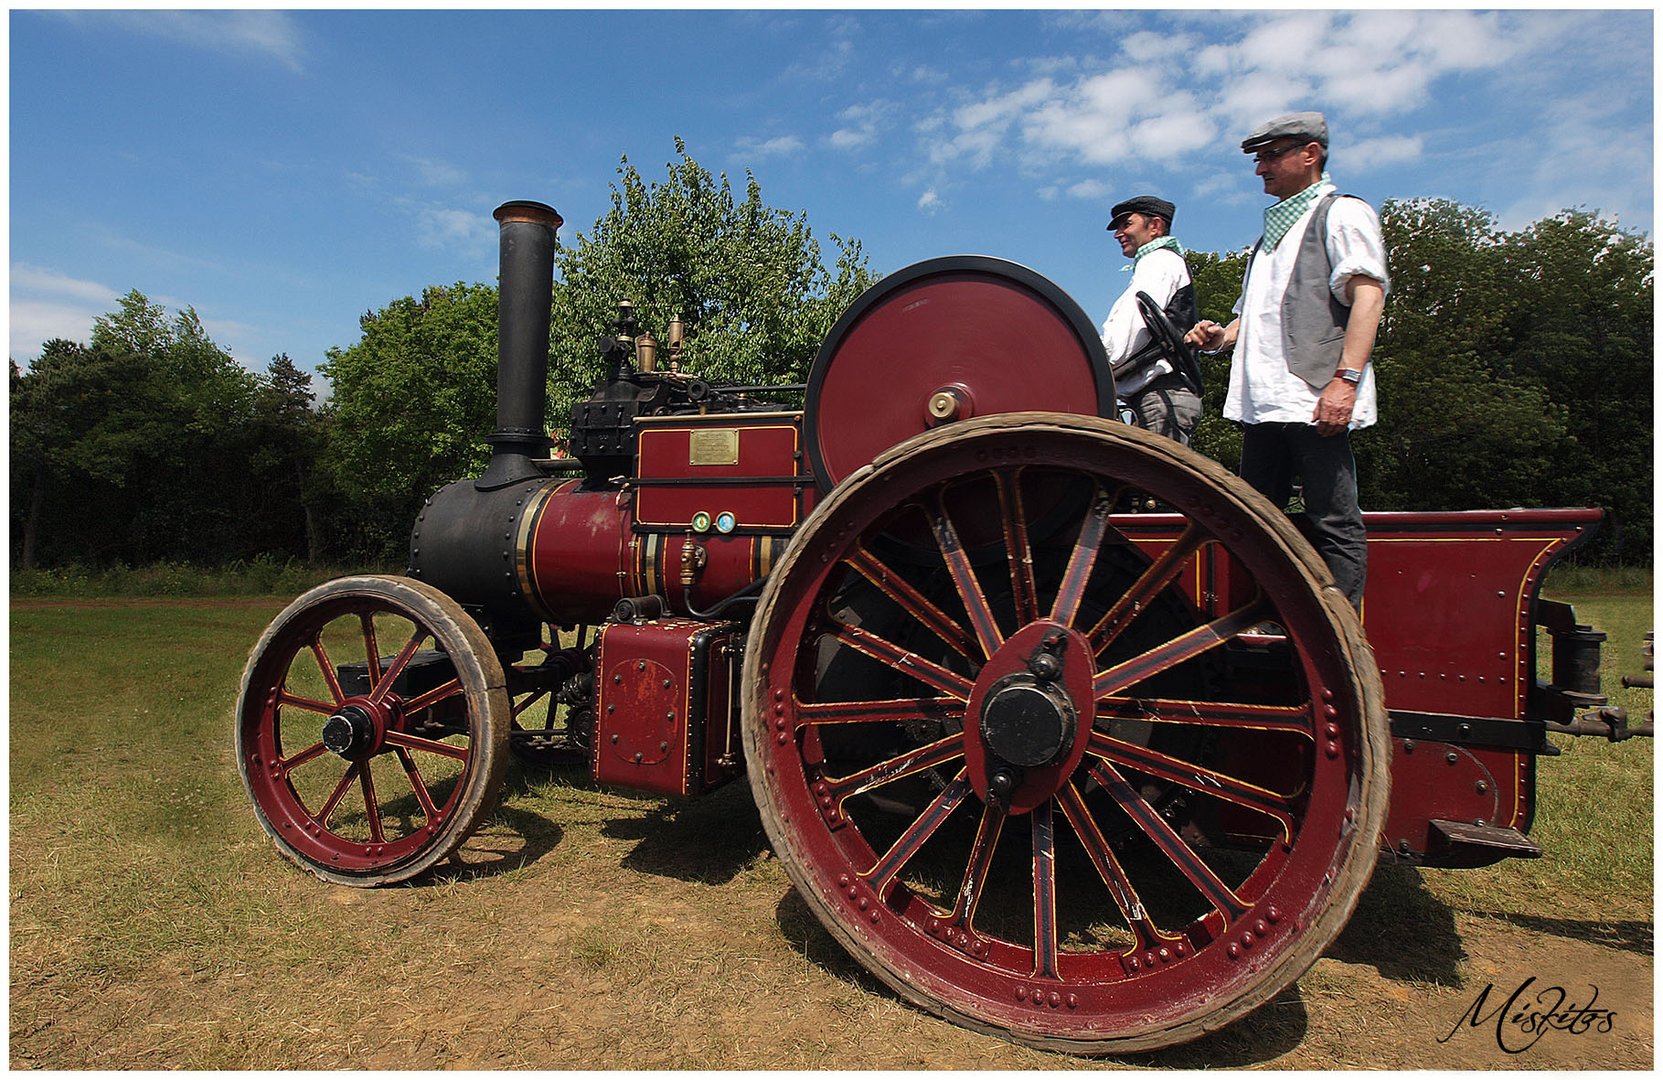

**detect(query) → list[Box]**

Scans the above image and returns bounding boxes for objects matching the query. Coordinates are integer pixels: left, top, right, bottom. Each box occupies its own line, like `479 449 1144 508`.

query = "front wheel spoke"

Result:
395 746 440 823
1086 731 1298 845
277 740 330 774
794 695 965 730
860 772 972 898
277 690 338 716
1087 523 1209 656
402 677 464 716
1031 800 1060 980
315 762 360 827
1092 598 1271 699
1086 759 1251 922
1097 695 1315 740
929 496 1004 659
1056 782 1171 953
383 729 470 762
822 734 965 807
308 638 346 705
1048 485 1114 627
358 766 386 843
369 631 429 702
993 467 1039 624
846 544 978 661
828 626 974 701
359 614 382 684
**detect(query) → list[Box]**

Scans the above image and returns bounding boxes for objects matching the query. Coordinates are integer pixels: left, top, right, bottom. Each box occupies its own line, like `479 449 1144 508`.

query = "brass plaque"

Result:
689 428 740 466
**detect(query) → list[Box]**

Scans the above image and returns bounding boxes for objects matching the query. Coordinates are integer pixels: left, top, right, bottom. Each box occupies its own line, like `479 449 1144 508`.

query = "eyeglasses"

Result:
1252 142 1308 165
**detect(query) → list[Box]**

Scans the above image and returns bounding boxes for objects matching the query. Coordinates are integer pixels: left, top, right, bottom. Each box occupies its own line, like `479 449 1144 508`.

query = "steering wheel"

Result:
1135 291 1189 365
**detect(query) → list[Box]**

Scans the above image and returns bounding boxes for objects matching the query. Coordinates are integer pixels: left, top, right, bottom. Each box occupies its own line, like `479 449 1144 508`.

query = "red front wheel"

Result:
743 414 1388 1053
236 575 509 886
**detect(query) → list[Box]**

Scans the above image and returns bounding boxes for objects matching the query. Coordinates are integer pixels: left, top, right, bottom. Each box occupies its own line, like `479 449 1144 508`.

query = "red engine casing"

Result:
592 618 741 796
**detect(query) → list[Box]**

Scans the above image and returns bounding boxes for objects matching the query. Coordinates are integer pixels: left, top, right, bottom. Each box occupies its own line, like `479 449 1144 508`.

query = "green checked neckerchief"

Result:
1261 172 1335 250
1133 236 1185 264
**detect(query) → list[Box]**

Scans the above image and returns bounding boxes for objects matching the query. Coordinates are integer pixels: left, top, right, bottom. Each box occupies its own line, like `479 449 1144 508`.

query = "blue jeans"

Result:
1239 422 1367 607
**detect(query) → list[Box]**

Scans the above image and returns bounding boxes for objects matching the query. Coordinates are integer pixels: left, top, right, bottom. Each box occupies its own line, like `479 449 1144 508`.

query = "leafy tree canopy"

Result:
547 136 877 418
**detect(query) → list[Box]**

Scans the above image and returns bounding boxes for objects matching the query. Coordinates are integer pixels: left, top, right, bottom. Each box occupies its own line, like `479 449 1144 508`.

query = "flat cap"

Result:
1241 111 1329 153
1107 195 1176 230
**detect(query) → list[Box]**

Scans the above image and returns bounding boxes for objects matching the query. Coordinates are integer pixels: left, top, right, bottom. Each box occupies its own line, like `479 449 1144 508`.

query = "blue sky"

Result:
8 8 1654 381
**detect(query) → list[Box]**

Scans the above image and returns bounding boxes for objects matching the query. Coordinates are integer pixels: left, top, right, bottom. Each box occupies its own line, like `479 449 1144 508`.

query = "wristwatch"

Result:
1335 368 1364 385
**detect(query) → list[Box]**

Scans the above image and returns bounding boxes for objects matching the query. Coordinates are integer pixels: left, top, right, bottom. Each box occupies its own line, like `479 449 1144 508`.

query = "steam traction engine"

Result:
236 200 1646 1054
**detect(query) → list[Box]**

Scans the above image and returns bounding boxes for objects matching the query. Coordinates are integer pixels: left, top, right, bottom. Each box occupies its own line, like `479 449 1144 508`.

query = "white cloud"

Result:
1066 179 1109 200
908 10 1530 184
1338 135 1423 171
8 267 122 360
416 207 488 252
736 135 805 158
67 10 306 72
917 188 942 213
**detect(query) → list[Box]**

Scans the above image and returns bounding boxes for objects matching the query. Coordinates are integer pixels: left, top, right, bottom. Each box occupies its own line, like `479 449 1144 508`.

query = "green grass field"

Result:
9 587 1652 1067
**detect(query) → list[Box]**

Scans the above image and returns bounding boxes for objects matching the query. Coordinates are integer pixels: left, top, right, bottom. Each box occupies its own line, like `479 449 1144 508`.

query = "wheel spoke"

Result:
308 636 346 705
315 761 360 826
1085 522 1209 657
511 688 549 719
828 625 975 701
394 746 440 823
1097 695 1315 739
1085 758 1251 922
369 630 429 702
1048 485 1115 627
794 695 964 729
359 613 382 684
402 676 464 716
861 772 973 899
993 467 1040 625
929 493 1004 658
847 543 978 661
819 733 965 807
1031 799 1060 980
277 690 338 716
383 729 470 762
359 766 386 843
1085 730 1298 844
276 740 330 774
1056 781 1174 954
944 799 1007 928
1092 597 1271 699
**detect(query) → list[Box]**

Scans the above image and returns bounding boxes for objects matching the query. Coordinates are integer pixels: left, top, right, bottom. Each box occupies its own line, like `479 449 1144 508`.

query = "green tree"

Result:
546 137 877 421
318 283 500 560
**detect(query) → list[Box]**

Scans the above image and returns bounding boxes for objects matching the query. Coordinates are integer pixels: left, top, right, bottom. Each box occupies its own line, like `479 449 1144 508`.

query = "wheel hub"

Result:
980 675 1077 767
322 703 381 760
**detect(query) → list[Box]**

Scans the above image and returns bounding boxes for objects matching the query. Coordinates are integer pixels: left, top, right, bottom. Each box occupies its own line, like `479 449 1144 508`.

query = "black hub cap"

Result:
979 675 1077 768
322 704 376 760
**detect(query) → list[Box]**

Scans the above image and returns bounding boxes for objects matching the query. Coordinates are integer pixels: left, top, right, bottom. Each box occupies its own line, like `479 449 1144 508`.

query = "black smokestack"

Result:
478 199 564 490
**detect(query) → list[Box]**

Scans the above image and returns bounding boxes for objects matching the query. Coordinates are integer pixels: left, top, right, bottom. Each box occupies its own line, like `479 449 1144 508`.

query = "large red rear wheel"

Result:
236 575 509 886
743 414 1388 1053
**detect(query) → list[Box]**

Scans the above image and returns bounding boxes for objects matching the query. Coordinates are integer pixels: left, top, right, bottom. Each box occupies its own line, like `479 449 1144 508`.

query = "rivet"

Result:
1325 744 1340 759
1157 947 1170 962
1267 906 1281 923
1066 994 1079 1009
1144 951 1156 967
633 752 642 763
659 741 668 752
1326 723 1339 738
858 897 869 910
773 689 784 702
1254 919 1268 936
1016 987 1028 1001
610 733 620 743
638 661 646 671
1228 944 1240 958
1475 781 1488 794
1048 991 1061 1008
1446 751 1458 764
838 874 850 886
1128 956 1140 971
776 733 788 745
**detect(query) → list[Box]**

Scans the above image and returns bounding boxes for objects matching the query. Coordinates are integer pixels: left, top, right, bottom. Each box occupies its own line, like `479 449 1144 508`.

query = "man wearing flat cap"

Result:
1185 111 1388 608
1099 194 1203 444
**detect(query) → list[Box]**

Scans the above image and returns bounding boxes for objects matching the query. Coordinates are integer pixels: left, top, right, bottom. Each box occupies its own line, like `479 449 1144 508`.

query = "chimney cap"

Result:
493 200 564 229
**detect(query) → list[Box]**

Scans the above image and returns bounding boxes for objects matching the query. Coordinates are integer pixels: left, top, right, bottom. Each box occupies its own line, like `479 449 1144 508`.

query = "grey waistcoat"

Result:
1244 193 1356 389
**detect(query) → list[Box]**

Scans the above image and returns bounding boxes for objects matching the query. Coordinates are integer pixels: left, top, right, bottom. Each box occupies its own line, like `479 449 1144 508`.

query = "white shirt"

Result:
1100 246 1190 386
1223 195 1389 427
